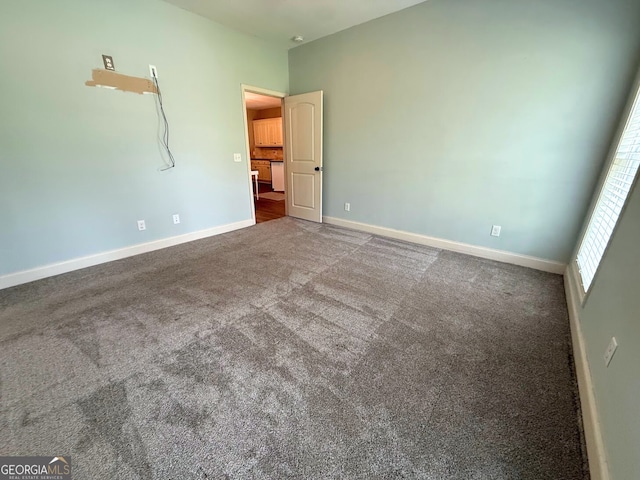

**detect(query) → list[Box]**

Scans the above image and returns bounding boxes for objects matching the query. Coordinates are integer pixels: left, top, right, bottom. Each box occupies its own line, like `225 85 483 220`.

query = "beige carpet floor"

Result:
0 217 588 479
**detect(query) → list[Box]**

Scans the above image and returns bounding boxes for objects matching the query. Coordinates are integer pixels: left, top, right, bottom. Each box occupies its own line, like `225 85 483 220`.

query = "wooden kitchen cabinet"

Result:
253 117 283 147
251 160 271 182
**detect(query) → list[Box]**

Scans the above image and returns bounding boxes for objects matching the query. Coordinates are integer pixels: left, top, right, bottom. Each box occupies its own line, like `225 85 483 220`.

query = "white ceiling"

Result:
161 0 427 48
245 92 282 110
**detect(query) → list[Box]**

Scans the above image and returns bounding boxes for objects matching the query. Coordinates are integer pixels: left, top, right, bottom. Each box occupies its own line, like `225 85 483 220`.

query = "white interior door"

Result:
284 91 323 223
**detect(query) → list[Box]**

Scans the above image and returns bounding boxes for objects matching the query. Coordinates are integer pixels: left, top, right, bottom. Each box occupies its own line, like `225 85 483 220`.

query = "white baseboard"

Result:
0 218 255 290
564 262 610 480
323 216 566 274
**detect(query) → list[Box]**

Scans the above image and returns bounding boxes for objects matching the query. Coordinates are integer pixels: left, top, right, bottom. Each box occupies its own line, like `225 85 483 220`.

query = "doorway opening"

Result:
242 87 286 224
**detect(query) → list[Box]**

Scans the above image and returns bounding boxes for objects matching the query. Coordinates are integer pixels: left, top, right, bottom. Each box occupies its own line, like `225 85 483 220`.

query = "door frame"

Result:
240 84 287 224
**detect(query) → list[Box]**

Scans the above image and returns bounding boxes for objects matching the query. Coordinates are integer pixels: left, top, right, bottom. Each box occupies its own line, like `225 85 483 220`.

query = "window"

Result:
576 83 640 292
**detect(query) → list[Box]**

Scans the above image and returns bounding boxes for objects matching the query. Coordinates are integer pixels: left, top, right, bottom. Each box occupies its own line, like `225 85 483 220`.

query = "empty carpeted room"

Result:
1 0 639 479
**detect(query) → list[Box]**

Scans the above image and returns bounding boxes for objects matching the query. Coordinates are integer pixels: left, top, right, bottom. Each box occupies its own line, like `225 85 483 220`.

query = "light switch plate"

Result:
491 225 501 237
233 153 242 163
604 337 618 367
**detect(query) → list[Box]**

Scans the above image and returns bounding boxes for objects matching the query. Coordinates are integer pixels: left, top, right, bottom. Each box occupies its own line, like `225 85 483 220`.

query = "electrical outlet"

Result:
102 55 115 71
344 202 351 212
491 225 501 237
604 337 618 367
173 214 180 225
149 64 158 78
137 220 146 231
233 153 242 163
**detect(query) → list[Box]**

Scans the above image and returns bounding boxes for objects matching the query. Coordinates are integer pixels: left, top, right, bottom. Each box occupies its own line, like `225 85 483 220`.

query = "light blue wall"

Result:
571 68 640 479
289 0 640 262
578 180 640 479
0 0 288 275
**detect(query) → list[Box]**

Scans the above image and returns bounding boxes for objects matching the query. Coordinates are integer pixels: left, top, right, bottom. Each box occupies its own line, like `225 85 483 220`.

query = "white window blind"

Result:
577 85 640 292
